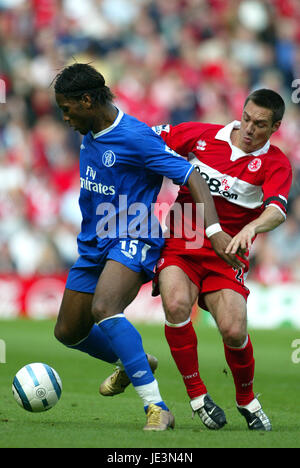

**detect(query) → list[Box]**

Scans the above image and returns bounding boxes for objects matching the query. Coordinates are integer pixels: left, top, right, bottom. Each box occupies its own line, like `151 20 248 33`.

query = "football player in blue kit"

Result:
53 63 242 431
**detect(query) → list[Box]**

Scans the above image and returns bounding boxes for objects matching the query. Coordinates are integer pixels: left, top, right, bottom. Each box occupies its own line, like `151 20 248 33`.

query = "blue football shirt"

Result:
76 108 194 261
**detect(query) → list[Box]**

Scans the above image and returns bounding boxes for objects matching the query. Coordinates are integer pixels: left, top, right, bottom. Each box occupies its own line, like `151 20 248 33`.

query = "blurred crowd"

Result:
0 0 300 284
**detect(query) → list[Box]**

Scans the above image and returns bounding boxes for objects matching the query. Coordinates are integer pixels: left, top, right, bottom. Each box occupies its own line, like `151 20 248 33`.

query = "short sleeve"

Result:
152 122 213 157
262 153 292 217
133 128 195 186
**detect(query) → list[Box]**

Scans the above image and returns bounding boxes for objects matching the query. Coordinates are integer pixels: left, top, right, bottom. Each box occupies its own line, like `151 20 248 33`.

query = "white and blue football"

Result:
12 363 62 412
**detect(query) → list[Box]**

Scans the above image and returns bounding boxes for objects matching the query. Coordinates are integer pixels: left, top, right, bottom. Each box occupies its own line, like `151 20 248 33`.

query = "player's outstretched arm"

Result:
225 206 285 255
186 169 219 229
186 170 245 269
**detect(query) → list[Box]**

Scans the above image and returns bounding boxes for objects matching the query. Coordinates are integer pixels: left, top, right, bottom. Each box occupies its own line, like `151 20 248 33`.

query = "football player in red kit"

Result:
153 89 292 431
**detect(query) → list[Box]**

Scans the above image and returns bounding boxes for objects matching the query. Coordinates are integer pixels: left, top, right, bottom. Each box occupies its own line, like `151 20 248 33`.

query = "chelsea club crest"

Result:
102 150 116 167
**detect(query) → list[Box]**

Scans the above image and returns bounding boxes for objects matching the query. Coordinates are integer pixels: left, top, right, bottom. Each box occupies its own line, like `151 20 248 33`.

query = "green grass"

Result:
0 319 299 449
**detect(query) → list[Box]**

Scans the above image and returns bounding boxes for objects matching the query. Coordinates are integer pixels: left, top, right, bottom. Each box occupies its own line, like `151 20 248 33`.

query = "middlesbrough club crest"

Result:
248 158 262 172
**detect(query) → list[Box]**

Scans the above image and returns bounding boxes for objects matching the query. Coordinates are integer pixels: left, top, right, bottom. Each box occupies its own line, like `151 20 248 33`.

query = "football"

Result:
12 363 62 412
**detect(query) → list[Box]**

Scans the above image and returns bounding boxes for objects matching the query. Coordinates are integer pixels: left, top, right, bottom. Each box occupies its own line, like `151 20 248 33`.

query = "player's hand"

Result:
209 231 246 269
225 225 255 257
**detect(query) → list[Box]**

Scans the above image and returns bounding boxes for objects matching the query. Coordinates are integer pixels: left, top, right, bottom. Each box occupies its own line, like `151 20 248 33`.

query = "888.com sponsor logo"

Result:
194 165 238 200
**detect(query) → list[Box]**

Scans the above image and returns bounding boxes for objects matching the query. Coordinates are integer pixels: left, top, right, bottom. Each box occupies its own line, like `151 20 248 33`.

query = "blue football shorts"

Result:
66 239 162 294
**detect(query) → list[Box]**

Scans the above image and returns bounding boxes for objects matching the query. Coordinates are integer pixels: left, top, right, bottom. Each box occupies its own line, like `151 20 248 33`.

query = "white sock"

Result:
165 318 191 327
134 379 164 407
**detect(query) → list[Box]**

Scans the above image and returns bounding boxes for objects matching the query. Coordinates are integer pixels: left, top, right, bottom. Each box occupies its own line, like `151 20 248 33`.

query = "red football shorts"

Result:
153 243 250 311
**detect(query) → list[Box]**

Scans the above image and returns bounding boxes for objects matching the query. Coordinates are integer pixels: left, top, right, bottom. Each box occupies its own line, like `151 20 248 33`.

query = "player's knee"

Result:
163 296 191 324
91 298 114 323
221 322 247 347
54 321 76 346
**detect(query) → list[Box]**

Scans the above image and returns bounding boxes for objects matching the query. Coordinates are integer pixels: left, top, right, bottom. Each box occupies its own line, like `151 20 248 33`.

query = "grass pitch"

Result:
0 318 299 449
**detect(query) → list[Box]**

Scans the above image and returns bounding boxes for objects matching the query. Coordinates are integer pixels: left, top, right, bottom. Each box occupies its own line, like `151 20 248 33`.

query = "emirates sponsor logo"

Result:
81 165 116 195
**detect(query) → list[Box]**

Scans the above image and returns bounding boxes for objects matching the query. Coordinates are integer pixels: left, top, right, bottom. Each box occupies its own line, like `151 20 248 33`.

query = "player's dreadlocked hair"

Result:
244 89 285 124
54 63 115 105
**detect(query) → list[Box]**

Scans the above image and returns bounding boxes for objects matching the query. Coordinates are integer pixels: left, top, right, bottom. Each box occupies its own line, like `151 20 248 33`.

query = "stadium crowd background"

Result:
0 0 300 287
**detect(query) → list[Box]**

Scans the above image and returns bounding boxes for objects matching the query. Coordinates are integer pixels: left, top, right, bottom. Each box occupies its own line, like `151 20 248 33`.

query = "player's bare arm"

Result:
187 170 245 269
186 169 219 228
225 205 285 255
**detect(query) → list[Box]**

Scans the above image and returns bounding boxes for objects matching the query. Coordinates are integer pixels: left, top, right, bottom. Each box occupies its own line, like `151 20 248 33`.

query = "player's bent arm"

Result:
186 169 220 228
248 205 285 234
186 170 245 269
225 206 285 255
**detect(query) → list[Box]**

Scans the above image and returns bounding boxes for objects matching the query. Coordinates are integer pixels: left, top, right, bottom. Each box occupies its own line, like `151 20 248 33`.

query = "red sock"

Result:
164 321 207 399
224 335 255 406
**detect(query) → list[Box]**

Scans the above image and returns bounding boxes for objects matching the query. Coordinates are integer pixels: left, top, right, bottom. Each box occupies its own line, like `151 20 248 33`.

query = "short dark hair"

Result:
244 88 285 124
54 63 114 105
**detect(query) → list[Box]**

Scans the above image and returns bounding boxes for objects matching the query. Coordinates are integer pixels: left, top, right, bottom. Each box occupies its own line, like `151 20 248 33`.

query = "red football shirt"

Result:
153 121 292 250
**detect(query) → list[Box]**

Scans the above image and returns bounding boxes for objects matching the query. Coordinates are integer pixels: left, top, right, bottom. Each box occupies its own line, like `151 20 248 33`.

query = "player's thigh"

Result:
55 288 94 345
92 260 144 322
204 288 247 345
159 265 199 323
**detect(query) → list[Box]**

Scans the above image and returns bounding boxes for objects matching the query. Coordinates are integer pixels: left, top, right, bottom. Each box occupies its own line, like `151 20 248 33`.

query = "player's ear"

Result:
80 93 93 109
271 120 281 134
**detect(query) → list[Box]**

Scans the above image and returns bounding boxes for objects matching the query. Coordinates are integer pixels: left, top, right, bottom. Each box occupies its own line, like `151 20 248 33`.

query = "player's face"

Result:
238 100 281 153
55 93 93 135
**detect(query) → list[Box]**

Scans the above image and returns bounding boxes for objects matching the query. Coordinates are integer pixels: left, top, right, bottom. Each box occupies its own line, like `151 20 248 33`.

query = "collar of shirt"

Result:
215 120 270 161
91 107 124 139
